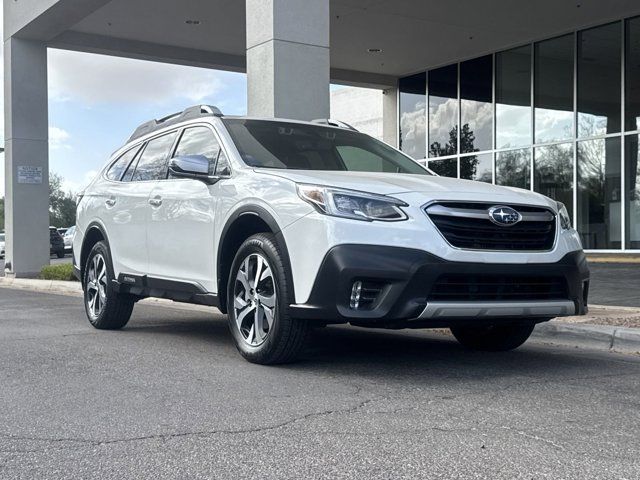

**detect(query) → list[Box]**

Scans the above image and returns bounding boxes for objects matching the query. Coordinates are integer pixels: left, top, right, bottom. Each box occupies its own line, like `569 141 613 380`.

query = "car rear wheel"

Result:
227 233 308 364
450 323 536 351
83 241 134 330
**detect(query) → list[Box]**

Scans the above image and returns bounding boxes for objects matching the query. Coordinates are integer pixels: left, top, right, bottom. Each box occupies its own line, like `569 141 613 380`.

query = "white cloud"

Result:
49 126 71 150
48 49 225 105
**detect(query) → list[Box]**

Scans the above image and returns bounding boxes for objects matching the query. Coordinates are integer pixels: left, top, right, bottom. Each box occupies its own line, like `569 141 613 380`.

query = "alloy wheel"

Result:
86 253 108 320
233 253 276 346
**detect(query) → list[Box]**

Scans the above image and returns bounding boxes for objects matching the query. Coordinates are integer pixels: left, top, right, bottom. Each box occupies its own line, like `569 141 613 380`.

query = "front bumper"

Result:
288 245 589 328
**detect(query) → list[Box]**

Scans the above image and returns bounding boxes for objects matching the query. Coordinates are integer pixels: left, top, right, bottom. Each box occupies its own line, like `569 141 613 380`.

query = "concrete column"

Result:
246 0 330 120
4 38 49 277
382 86 398 148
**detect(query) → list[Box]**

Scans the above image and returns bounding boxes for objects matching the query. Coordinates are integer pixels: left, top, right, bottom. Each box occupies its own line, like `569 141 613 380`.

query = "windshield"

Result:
223 119 430 175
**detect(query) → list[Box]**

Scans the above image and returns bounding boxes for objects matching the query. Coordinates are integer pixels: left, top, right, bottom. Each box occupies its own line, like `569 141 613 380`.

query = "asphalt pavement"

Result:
1 287 639 479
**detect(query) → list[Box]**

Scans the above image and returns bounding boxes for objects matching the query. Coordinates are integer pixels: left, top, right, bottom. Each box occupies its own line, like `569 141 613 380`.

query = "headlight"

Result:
297 184 408 222
557 202 572 230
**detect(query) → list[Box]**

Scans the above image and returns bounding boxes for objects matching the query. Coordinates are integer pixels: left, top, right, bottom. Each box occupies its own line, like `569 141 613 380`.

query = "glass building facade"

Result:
398 17 640 251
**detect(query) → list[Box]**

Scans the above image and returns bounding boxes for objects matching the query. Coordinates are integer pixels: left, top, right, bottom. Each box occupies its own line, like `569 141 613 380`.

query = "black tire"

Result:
56 250 65 259
83 241 134 330
450 323 535 352
227 233 308 364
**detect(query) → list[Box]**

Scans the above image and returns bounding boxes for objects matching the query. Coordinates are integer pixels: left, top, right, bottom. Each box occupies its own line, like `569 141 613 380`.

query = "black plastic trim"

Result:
114 273 219 307
216 205 294 311
288 245 590 327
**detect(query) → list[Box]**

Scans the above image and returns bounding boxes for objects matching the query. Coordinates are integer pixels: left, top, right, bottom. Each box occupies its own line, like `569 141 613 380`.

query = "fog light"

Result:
350 281 362 309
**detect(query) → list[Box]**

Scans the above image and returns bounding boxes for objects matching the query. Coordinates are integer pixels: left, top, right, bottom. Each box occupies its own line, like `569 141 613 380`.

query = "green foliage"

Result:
39 263 77 281
49 173 77 228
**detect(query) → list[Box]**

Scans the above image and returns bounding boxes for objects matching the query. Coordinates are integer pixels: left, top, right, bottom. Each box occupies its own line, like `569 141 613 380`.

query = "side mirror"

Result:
168 155 218 184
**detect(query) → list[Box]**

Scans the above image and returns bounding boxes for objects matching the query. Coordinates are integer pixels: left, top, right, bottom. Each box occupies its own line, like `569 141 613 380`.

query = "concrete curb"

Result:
532 321 640 355
2 277 639 354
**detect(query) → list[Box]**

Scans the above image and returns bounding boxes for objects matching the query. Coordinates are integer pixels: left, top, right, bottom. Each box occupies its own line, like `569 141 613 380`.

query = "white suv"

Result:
74 105 589 364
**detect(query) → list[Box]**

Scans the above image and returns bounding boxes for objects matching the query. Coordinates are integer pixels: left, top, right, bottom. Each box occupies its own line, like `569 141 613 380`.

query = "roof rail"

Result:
128 105 223 142
311 118 358 131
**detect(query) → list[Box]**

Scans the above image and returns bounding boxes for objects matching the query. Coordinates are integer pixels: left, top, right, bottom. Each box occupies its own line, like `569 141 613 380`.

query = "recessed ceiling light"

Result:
185 19 201 25
367 48 383 53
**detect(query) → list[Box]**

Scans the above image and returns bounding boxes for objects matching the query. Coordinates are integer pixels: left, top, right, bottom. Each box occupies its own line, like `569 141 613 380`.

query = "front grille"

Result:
429 274 568 302
426 202 556 251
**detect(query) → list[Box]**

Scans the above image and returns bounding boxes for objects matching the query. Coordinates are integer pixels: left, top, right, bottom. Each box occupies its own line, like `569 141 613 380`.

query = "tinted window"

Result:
399 73 427 159
460 56 493 153
626 17 640 131
428 64 458 157
625 135 640 248
534 143 574 218
106 146 140 181
577 137 621 248
578 23 621 137
535 35 574 143
496 46 532 149
496 148 531 189
174 126 220 175
337 146 401 173
214 150 231 176
223 119 428 175
461 152 493 183
131 132 178 182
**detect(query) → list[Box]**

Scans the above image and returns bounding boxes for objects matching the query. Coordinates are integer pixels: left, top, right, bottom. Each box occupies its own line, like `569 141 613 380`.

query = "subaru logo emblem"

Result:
488 206 522 226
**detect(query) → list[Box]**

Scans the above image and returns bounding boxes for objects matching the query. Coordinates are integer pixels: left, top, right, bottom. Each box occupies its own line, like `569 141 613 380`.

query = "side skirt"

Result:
114 273 219 307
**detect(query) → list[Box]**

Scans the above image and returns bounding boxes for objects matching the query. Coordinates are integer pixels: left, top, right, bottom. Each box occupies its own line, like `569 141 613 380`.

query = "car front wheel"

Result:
227 233 308 364
450 323 536 351
83 241 134 330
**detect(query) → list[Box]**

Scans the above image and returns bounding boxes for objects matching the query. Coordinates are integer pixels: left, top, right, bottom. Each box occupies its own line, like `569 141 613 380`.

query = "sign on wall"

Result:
17 166 43 184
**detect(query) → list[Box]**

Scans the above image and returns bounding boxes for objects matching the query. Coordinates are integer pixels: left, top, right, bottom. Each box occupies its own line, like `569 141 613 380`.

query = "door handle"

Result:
149 196 163 207
105 197 116 207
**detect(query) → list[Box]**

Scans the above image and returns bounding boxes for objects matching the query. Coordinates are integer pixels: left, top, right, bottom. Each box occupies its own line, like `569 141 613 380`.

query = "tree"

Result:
429 124 480 179
49 173 77 228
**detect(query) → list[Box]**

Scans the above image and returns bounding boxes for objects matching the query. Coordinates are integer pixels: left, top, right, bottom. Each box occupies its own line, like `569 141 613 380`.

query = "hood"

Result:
256 169 555 207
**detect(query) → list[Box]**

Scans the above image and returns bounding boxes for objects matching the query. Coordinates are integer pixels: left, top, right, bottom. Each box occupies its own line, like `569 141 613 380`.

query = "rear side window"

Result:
173 126 221 175
131 132 178 182
106 146 140 181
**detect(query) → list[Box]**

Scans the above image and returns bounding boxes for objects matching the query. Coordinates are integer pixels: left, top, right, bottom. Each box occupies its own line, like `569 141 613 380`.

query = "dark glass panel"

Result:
399 73 426 159
577 137 621 249
496 148 531 189
535 35 574 143
496 46 532 149
428 64 458 158
577 22 621 137
624 135 640 248
460 153 493 183
460 55 493 153
534 143 574 219
428 158 457 177
626 17 640 131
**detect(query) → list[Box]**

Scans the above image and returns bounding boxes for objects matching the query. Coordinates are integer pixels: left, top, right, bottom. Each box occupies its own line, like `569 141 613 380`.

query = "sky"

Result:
0 0 354 197
0 0 248 196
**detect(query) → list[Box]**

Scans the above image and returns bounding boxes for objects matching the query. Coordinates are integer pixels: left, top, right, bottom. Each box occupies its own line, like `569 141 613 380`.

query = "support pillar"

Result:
246 0 330 120
382 86 398 147
4 38 49 277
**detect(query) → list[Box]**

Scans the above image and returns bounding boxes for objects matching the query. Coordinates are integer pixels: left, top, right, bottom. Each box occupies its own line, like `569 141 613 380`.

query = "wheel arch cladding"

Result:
80 223 109 279
217 206 294 314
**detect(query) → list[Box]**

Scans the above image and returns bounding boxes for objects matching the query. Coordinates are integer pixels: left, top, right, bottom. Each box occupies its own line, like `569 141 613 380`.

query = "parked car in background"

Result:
50 227 65 258
0 233 5 259
63 226 76 253
57 228 68 236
